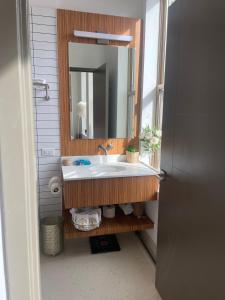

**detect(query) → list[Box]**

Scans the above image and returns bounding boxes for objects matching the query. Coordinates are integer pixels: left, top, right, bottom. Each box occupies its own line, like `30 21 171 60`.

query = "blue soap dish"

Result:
74 159 91 166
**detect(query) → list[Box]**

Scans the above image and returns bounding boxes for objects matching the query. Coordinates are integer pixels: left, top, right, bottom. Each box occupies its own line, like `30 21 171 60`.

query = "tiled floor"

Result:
41 233 161 300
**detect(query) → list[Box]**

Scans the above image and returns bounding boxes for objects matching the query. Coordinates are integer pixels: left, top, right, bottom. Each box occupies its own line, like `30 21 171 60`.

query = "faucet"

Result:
98 144 113 155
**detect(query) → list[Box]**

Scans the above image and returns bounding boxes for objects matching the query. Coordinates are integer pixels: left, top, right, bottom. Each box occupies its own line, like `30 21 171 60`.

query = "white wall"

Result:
69 43 108 69
30 7 62 218
29 0 145 18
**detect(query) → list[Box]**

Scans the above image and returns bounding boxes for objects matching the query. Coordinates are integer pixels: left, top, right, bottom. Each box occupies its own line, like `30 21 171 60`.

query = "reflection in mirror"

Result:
69 42 136 140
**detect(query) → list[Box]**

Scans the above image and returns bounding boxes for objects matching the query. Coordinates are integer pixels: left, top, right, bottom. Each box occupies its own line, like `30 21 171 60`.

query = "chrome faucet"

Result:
98 144 113 155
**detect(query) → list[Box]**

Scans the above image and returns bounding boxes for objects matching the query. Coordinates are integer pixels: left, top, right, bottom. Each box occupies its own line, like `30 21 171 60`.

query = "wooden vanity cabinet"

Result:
63 176 158 209
63 176 158 239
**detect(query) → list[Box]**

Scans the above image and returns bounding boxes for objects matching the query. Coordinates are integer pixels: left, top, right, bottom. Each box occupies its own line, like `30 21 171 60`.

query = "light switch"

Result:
41 148 56 157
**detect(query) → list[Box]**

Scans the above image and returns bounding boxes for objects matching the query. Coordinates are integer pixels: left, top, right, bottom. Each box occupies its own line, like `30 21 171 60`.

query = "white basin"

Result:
61 155 159 181
90 164 126 174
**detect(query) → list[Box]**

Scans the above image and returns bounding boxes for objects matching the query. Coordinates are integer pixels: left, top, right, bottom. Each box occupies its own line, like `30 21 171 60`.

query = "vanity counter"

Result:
61 155 159 181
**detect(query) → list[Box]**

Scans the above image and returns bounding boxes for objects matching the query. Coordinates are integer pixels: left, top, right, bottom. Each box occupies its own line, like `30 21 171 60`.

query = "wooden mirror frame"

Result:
57 9 143 156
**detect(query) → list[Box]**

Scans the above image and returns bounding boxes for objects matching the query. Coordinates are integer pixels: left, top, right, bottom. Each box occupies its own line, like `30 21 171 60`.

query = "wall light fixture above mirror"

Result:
74 30 133 42
68 42 136 140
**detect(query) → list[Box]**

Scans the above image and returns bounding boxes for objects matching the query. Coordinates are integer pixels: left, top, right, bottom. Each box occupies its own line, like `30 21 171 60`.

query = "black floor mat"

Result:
89 235 121 254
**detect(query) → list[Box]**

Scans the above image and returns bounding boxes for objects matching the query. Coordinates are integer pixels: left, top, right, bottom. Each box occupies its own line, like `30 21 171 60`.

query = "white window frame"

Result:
152 0 168 169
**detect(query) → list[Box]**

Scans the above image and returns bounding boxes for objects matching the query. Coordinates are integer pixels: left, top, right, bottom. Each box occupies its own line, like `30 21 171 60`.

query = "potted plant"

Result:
126 145 139 164
140 126 162 165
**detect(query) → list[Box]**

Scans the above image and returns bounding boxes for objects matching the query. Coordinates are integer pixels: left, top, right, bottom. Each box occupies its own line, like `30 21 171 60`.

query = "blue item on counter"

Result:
74 159 91 166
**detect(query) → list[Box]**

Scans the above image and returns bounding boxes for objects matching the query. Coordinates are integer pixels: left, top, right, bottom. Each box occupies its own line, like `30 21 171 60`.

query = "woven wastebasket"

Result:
41 216 64 256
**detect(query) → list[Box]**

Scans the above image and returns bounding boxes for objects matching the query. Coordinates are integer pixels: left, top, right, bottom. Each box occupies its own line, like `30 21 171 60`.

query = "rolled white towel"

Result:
119 204 133 215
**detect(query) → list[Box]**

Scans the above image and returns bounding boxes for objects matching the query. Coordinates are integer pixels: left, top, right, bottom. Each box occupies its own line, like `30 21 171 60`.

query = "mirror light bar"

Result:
74 30 133 42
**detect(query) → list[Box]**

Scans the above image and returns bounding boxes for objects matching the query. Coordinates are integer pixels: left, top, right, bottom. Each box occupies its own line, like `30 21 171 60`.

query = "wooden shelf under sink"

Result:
64 209 154 239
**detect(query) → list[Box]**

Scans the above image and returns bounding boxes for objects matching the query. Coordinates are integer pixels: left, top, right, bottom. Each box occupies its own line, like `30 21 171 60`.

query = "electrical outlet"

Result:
41 148 56 157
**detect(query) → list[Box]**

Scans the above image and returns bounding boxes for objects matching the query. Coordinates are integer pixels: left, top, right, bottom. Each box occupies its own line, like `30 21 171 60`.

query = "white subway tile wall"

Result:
30 7 62 218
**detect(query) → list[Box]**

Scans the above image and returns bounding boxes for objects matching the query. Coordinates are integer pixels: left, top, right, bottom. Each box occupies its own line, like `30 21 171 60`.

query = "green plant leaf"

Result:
127 145 137 153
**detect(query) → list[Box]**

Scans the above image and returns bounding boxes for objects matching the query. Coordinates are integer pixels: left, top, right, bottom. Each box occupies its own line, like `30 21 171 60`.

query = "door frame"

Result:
0 0 41 299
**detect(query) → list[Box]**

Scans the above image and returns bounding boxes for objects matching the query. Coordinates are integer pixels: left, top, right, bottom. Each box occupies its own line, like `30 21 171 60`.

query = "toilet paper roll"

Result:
48 177 61 195
48 176 60 188
103 205 115 219
50 182 61 195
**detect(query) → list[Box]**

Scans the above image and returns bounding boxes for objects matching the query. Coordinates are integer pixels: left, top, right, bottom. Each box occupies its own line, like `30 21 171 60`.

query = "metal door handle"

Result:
157 169 168 182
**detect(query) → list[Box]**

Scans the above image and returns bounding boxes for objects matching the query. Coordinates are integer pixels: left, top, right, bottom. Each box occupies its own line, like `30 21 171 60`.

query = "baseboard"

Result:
138 231 157 262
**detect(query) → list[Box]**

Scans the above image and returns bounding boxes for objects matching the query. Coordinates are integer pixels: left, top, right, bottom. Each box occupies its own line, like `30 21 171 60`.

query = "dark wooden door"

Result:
93 63 109 138
156 1 225 299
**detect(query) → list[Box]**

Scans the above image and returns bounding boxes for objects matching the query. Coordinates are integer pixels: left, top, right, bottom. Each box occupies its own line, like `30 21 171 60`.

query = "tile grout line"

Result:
31 14 56 19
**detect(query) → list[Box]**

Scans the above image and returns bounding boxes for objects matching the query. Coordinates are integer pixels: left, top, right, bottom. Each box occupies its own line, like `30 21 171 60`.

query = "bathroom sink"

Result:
61 155 159 181
90 164 126 173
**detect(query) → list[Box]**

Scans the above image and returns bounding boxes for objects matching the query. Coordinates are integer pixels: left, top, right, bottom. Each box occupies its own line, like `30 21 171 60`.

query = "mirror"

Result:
68 42 136 140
